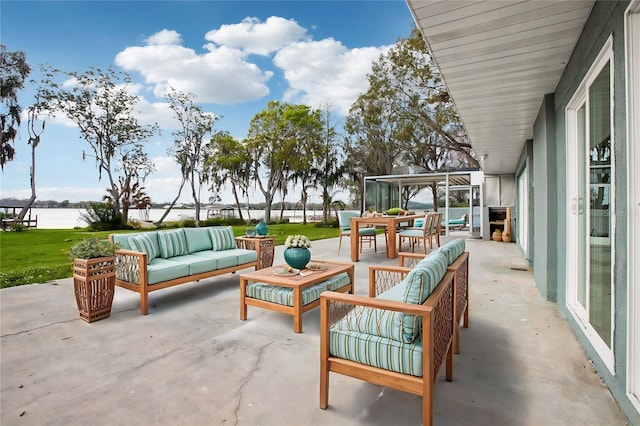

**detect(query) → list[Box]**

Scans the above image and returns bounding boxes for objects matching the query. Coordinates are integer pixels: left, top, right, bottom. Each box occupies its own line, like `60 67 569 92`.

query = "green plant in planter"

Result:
68 235 121 260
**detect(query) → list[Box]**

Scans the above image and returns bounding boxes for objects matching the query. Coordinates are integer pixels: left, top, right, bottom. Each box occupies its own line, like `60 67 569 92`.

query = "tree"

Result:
315 104 343 225
286 105 323 225
1 45 31 170
160 89 216 225
377 28 477 166
17 93 46 221
343 84 409 210
342 28 478 209
246 101 315 223
104 145 155 223
41 66 158 223
207 131 252 221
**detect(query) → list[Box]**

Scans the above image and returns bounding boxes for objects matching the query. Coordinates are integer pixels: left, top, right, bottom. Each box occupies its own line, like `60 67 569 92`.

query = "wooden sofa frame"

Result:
399 251 469 354
320 265 455 426
110 238 257 315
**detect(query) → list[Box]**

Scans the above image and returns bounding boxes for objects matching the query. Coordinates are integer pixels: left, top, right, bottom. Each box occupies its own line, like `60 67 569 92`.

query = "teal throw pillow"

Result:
157 229 188 258
209 226 235 251
129 234 158 264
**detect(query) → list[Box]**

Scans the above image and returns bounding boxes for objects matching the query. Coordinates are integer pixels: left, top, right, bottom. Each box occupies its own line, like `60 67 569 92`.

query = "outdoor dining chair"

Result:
399 212 440 253
337 210 377 254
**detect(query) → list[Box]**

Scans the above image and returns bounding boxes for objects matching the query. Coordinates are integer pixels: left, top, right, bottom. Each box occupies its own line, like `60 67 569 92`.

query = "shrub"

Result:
80 202 124 231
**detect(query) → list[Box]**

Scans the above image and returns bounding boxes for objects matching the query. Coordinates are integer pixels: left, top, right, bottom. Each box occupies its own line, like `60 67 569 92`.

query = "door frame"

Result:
625 0 640 412
517 161 529 257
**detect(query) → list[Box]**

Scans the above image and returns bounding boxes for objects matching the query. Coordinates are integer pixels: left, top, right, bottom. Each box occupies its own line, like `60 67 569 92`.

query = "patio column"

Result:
445 175 450 236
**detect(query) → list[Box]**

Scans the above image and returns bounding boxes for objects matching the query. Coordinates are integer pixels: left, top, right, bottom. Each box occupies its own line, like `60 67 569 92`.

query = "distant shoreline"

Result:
16 208 319 229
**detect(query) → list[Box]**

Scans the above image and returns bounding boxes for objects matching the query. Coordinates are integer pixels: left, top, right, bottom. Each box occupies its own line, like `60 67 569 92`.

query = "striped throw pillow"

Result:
129 234 158 264
157 230 188 258
208 226 235 251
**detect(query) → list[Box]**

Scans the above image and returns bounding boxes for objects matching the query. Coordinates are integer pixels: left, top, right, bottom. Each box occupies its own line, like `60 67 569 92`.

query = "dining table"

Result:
349 214 424 262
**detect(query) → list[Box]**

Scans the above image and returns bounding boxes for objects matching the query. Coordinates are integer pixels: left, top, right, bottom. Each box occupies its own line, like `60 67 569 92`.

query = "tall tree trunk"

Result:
157 178 187 224
322 187 330 225
430 183 438 212
190 176 200 225
230 183 244 221
18 142 37 220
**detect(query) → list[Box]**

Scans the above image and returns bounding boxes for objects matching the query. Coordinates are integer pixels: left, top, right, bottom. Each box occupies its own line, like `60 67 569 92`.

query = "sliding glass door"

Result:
566 38 615 371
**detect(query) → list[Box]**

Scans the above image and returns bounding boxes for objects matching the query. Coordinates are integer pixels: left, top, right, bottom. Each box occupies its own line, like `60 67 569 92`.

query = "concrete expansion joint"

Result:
0 317 79 339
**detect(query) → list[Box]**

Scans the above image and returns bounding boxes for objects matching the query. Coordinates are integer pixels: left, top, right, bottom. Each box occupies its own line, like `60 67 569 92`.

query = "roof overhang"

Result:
406 0 594 174
365 169 481 187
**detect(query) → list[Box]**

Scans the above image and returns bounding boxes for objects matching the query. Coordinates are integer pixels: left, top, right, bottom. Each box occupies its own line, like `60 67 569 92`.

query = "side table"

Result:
235 236 275 270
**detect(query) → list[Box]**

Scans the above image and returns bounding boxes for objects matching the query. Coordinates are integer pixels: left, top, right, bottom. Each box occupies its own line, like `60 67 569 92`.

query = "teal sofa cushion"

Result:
183 227 213 253
129 232 160 264
246 273 350 307
208 226 235 251
329 326 423 376
168 254 217 275
112 233 134 250
146 258 190 285
157 229 188 258
192 248 257 266
191 250 239 269
438 238 466 265
234 248 258 265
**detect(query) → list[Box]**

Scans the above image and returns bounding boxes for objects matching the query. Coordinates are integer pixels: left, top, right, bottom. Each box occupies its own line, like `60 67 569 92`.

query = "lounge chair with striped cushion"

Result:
319 251 455 426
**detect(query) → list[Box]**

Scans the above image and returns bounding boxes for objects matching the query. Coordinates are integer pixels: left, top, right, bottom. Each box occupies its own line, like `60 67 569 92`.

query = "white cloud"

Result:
114 18 391 117
274 38 391 115
145 29 182 46
151 155 179 175
135 98 176 129
205 16 309 56
115 30 272 104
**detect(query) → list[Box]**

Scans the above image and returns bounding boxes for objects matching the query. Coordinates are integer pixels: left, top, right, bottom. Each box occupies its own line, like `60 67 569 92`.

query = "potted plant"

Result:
69 236 121 323
282 234 312 270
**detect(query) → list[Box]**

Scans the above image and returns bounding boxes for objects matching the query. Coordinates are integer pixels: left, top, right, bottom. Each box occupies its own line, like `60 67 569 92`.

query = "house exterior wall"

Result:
548 1 637 422
532 95 558 301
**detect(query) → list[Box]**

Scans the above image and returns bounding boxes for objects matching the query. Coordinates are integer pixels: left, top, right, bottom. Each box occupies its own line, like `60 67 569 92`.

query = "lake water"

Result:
23 208 315 229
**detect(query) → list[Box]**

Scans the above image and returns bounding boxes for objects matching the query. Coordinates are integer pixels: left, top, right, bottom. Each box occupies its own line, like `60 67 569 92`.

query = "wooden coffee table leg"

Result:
293 287 303 333
240 278 248 320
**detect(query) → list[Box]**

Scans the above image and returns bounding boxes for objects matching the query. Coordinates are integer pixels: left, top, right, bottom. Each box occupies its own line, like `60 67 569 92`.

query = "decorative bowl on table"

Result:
273 266 299 276
306 261 327 271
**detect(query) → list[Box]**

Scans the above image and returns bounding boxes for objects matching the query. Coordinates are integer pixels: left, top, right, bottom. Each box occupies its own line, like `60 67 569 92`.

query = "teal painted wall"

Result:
532 94 558 301
551 1 637 423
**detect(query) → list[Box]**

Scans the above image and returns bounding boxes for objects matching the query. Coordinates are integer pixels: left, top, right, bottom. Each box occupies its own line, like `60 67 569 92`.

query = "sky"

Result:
1 1 416 205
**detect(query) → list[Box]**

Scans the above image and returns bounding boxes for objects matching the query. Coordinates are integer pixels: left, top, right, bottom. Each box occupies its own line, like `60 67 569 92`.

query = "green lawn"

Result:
0 224 339 288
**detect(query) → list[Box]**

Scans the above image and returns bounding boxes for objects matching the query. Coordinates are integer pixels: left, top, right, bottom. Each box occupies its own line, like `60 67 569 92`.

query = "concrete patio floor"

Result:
0 234 630 425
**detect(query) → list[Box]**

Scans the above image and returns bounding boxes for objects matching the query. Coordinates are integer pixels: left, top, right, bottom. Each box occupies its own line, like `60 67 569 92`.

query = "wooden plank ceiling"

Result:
406 0 594 174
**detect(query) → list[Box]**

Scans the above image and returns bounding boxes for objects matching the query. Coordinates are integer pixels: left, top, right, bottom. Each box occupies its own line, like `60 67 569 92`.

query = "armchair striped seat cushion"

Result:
329 252 447 375
246 273 351 307
329 329 424 376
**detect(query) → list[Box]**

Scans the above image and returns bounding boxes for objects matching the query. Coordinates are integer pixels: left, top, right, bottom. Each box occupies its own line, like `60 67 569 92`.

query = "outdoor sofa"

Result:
109 226 257 315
